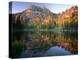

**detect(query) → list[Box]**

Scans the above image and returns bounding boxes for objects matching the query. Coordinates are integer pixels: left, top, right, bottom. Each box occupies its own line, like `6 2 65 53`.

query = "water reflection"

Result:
13 30 78 58
46 46 71 56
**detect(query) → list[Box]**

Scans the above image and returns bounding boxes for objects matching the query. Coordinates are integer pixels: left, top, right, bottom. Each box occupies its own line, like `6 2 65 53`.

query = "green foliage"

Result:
12 41 24 58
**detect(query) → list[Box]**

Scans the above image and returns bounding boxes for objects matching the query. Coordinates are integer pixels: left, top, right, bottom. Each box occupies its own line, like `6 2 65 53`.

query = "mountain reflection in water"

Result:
13 30 78 58
20 46 71 58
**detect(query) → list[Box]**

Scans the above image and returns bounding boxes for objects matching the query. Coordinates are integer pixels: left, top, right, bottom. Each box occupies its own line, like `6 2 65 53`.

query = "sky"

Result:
9 1 75 14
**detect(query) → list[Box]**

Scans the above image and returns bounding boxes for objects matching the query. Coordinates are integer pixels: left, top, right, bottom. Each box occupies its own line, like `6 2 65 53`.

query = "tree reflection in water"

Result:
12 30 78 58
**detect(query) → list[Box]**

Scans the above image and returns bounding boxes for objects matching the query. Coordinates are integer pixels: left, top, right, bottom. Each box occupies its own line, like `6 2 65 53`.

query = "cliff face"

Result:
56 6 78 26
10 5 78 28
10 5 57 26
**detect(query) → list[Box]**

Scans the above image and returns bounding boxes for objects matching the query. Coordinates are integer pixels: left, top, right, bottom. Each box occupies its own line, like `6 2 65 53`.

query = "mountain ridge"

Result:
9 5 78 29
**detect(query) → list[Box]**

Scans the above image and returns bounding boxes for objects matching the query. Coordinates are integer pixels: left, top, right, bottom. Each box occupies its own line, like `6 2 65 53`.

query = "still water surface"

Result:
13 30 78 58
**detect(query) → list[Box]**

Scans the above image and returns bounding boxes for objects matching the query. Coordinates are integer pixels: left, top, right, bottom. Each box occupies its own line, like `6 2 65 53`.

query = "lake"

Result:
12 30 78 58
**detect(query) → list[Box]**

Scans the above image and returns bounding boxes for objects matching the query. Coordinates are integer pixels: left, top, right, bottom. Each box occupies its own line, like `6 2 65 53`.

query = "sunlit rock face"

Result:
56 6 78 26
10 5 77 29
10 5 57 26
